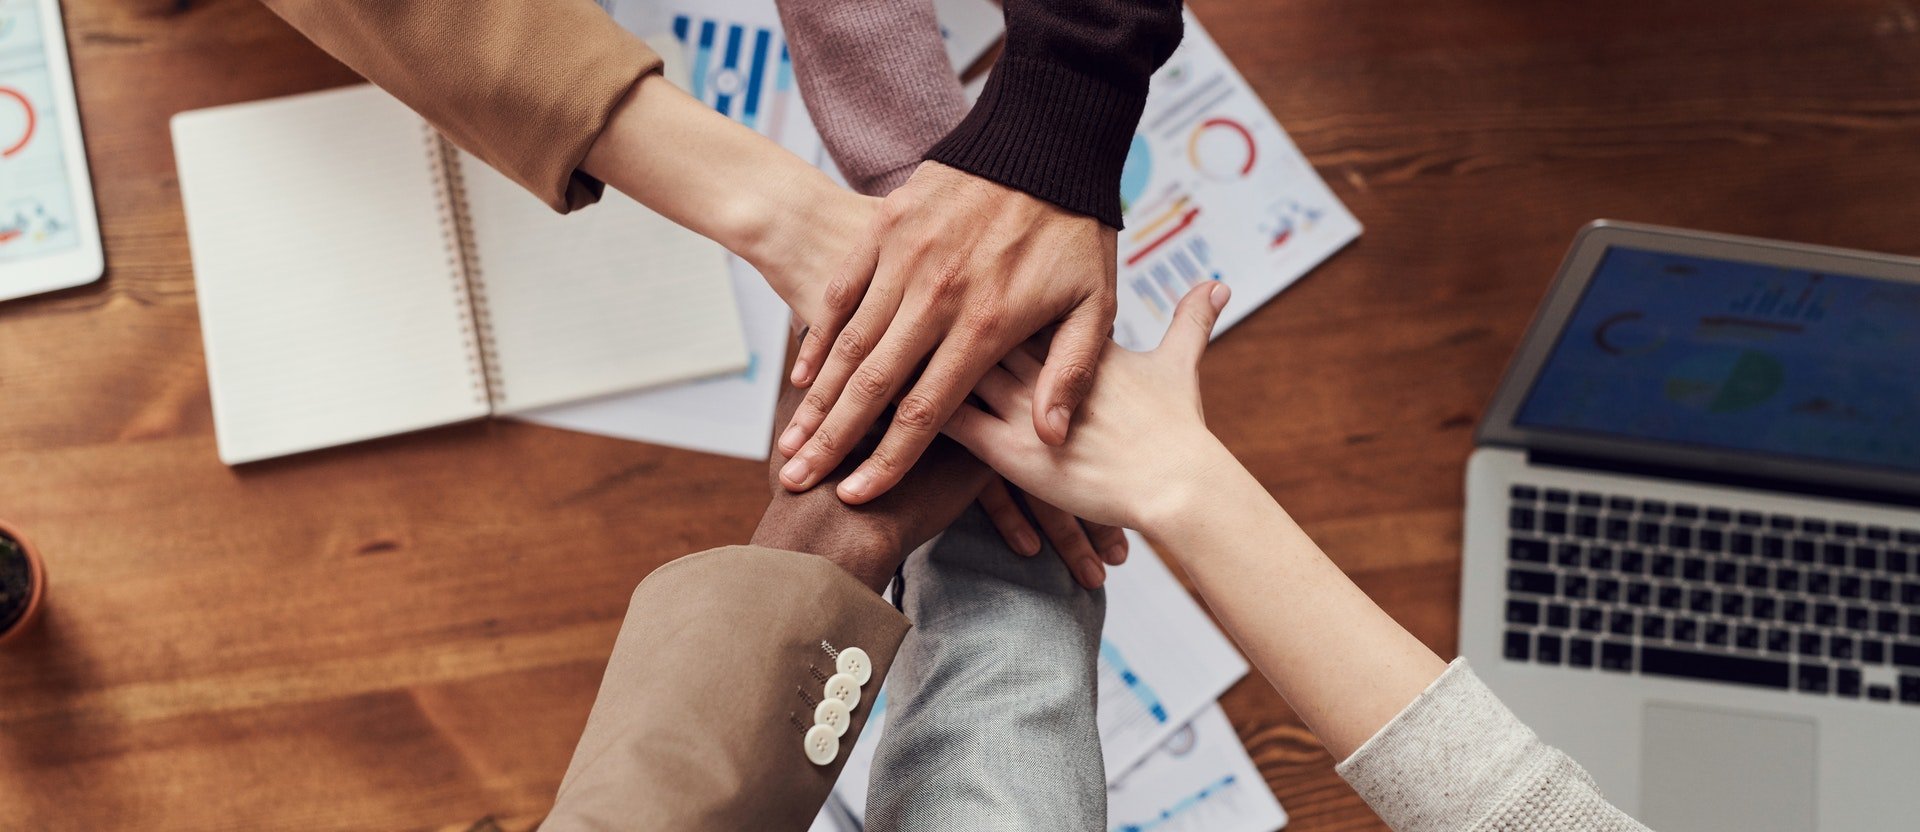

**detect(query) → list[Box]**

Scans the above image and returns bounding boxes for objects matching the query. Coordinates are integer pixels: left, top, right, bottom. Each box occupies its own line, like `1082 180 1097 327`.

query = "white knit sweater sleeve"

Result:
1335 659 1653 832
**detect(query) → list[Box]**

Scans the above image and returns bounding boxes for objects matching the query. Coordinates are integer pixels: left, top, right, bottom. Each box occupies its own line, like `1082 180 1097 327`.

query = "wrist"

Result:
1132 435 1247 537
749 516 900 593
736 175 874 322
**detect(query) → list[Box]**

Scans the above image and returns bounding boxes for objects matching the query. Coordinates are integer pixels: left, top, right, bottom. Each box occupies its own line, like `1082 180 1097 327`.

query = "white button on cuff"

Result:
804 723 839 765
835 646 872 686
814 697 851 737
824 673 861 708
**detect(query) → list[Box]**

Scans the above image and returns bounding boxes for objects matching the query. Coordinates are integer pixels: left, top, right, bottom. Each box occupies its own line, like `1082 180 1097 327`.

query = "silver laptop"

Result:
1461 221 1920 831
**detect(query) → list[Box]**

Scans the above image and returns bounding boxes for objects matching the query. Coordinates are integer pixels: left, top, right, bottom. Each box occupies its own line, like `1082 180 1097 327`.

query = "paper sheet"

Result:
518 0 829 459
1111 11 1361 352
932 0 1004 73
1108 704 1288 832
821 535 1254 826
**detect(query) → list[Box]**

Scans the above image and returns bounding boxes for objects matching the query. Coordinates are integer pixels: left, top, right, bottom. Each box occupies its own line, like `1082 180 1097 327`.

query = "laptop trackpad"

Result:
1640 703 1816 832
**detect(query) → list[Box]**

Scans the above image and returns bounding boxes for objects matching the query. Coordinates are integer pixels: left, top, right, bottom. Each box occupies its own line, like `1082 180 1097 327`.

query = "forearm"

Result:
1144 448 1447 761
581 75 858 288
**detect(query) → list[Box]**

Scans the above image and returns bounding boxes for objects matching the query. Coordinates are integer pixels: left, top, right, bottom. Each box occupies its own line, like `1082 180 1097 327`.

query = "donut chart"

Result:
0 86 34 159
1186 117 1255 180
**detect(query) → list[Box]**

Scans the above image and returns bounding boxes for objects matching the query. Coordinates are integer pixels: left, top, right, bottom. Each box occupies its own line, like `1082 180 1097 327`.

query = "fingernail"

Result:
1105 543 1128 565
1047 406 1069 438
778 424 806 453
1075 558 1107 589
840 470 873 500
1017 531 1041 556
780 456 810 486
1209 281 1231 310
789 358 811 385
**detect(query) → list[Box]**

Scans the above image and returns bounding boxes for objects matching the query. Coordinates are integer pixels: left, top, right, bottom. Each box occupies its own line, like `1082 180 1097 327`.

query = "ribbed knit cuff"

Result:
926 55 1145 228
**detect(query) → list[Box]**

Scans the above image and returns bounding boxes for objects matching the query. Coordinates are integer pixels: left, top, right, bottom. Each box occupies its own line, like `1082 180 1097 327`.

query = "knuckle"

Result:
892 394 941 432
927 261 969 303
800 390 834 418
823 276 862 313
862 445 903 477
834 327 872 362
1055 361 1099 400
850 365 893 401
809 423 843 457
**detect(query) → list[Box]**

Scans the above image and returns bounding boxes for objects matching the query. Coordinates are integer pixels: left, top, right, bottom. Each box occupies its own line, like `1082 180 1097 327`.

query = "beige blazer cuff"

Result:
260 0 663 212
545 545 908 831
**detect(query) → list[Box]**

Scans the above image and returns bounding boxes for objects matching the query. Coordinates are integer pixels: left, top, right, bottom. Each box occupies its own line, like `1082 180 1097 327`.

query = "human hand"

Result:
752 373 993 592
744 182 883 331
978 478 1129 590
773 161 1119 505
942 282 1236 534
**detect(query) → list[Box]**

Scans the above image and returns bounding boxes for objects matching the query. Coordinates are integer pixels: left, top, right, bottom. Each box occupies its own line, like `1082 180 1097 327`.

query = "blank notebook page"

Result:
454 151 747 413
174 86 488 464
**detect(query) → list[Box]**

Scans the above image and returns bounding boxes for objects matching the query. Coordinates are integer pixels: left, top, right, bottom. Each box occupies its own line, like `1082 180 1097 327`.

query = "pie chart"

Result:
1663 348 1784 413
1 86 34 159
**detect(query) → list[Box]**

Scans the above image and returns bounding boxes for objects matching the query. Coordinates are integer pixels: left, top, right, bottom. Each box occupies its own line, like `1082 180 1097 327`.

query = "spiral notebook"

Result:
172 85 748 464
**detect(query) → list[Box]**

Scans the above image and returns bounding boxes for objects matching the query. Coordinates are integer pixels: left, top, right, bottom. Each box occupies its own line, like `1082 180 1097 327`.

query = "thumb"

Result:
1033 300 1111 446
1156 281 1229 367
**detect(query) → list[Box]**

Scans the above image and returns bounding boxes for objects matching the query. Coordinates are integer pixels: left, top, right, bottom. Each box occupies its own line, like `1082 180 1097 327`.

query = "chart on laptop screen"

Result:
1516 247 1920 473
0 0 81 262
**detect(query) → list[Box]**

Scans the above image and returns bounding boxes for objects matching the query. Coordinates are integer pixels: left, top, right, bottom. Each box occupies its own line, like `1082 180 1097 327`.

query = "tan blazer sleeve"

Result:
543 546 909 831
257 0 663 212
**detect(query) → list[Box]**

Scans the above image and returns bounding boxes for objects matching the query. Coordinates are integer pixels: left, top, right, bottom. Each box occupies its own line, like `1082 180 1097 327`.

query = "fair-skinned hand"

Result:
942 282 1236 533
774 161 1119 506
751 369 992 592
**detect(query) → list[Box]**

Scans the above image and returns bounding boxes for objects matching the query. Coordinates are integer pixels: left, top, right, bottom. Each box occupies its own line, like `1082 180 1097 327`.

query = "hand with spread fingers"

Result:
941 282 1235 533
773 161 1119 507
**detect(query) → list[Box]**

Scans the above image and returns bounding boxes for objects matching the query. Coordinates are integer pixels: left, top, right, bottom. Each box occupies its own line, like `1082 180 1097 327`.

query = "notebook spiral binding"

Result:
423 127 503 408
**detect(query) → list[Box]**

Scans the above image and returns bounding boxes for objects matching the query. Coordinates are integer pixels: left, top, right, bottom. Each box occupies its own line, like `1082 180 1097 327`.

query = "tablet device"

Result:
0 0 103 301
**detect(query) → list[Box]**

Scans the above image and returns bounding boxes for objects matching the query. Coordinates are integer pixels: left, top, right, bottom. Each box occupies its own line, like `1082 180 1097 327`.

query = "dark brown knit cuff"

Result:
926 55 1145 228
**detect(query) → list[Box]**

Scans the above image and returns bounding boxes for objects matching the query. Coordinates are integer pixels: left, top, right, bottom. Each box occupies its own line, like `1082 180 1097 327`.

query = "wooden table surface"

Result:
3 0 1917 829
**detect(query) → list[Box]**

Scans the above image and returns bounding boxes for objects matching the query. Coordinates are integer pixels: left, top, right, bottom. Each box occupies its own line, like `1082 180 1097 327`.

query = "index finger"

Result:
836 325 1008 504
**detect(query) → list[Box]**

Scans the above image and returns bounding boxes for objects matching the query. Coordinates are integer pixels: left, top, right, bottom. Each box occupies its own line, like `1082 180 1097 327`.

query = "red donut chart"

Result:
1187 117 1256 179
2 86 37 159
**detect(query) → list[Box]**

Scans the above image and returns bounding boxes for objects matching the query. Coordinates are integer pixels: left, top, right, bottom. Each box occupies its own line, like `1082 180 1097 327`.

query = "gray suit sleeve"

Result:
863 506 1107 830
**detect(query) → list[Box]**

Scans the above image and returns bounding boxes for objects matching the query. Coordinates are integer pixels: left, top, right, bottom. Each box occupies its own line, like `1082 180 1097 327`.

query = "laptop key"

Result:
1869 684 1895 702
1509 538 1550 563
1834 522 1860 538
1855 546 1881 571
1673 618 1700 642
1682 558 1708 581
1870 579 1894 603
1576 493 1603 509
1626 581 1651 606
1640 645 1789 689
1845 606 1871 632
1511 485 1539 501
1573 514 1599 538
1595 578 1621 603
1814 603 1839 628
1619 549 1645 574
1797 664 1830 694
1775 567 1802 592
1605 517 1631 541
1799 632 1823 656
1547 603 1572 629
1791 539 1816 563
1545 489 1570 505
1744 564 1769 589
1587 547 1614 571
1508 569 1555 596
1736 625 1761 650
1609 610 1635 637
1698 528 1725 553
1902 582 1920 605
1902 676 1920 704
1564 574 1590 600
1837 575 1863 599
1601 642 1633 671
1667 525 1693 549
1838 668 1863 698
1830 636 1855 660
1704 622 1730 646
1761 536 1786 559
1651 553 1677 578
1673 504 1701 519
1537 634 1564 664
1657 585 1683 610
1636 521 1662 545
1878 610 1901 635
1862 639 1887 664
1783 599 1809 623
1578 607 1604 633
1824 543 1849 566
1504 631 1531 661
1556 542 1583 567
1688 589 1714 614
1808 571 1833 596
1641 614 1668 640
1706 508 1733 525
1569 638 1595 668
1894 643 1920 669
1751 596 1777 621
1767 628 1792 653
1543 511 1569 535
1507 599 1541 625
1609 496 1636 512
1712 561 1739 586
1730 532 1756 555
1718 592 1746 618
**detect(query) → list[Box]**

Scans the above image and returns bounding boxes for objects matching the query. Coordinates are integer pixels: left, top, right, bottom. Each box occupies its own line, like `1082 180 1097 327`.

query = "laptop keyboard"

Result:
1502 484 1920 705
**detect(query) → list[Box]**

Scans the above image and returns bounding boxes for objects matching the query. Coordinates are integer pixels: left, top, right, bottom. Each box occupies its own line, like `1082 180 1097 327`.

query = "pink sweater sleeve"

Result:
775 0 970 197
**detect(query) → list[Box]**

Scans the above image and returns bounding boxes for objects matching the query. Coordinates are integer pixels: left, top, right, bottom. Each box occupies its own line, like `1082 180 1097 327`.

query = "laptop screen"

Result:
1515 247 1920 475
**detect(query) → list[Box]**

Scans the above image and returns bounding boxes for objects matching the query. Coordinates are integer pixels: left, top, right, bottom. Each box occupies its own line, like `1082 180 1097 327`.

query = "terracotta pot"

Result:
0 519 46 647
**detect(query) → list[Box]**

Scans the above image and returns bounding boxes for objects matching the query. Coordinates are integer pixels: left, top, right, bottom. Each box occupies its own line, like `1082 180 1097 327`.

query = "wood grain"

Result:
2 0 1917 828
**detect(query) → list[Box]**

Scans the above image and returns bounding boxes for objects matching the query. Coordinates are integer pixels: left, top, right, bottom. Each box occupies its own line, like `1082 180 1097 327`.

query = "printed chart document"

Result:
820 535 1259 826
1111 11 1361 351
1108 705 1288 832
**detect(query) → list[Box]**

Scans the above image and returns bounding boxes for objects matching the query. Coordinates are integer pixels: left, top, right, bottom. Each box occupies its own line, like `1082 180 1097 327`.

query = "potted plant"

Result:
0 520 46 647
